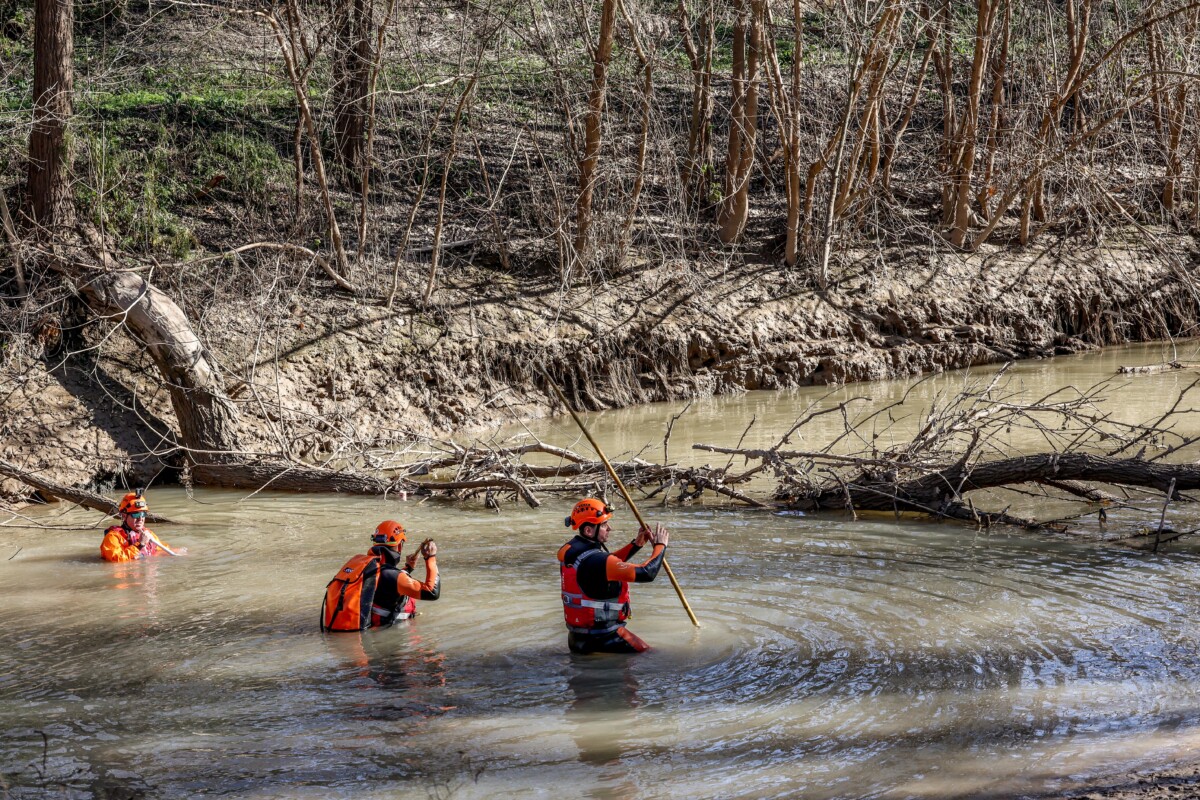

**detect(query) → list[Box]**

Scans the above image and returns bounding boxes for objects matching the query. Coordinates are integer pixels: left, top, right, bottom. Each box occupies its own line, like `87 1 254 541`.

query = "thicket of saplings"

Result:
3 0 1198 312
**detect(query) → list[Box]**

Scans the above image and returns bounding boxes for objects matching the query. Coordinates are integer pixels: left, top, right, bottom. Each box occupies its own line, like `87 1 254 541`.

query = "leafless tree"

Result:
27 0 74 230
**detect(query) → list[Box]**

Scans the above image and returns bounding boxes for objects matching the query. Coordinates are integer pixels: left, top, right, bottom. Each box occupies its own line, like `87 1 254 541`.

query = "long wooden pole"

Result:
145 531 180 557
548 382 700 627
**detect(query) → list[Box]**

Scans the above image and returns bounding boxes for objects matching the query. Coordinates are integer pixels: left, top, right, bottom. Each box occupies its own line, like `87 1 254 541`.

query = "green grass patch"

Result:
75 115 291 258
76 119 195 258
187 129 287 205
89 86 296 119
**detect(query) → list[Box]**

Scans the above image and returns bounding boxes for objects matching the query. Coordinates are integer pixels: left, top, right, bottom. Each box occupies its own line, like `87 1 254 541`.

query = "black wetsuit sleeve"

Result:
420 574 440 601
633 545 666 583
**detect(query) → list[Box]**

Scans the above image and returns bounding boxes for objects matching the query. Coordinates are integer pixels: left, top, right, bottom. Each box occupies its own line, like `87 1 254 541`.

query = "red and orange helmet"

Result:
118 491 148 515
372 520 406 546
566 498 612 530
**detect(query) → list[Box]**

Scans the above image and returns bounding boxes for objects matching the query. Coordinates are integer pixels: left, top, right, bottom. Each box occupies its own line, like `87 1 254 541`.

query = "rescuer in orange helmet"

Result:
557 497 669 654
321 520 440 631
100 490 182 562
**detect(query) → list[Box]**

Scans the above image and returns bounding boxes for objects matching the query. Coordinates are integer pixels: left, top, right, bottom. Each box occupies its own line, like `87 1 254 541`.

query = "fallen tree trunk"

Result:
0 460 177 524
191 461 546 507
794 454 1199 513
73 230 243 465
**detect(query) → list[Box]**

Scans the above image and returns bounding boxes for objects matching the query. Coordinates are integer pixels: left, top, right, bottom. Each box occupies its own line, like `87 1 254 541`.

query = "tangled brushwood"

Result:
5 0 1200 518
6 364 1200 549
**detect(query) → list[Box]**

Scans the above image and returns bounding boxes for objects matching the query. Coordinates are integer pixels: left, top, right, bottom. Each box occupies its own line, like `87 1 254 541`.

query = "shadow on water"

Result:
566 655 642 800
322 627 454 722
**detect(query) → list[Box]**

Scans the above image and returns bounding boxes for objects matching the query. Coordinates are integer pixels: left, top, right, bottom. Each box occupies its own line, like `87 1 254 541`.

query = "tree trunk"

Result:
574 0 619 260
262 9 354 282
718 0 761 244
801 453 1200 514
27 0 74 230
332 0 374 178
619 0 652 249
975 0 1010 220
0 460 177 523
946 0 998 247
678 0 714 209
74 234 243 463
760 0 803 265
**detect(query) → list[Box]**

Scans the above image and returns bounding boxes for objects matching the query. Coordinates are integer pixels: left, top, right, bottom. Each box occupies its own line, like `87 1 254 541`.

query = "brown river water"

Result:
5 342 1200 799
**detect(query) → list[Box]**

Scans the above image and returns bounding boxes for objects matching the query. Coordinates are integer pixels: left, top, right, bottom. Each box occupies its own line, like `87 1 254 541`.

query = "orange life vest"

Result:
321 553 416 631
560 547 631 634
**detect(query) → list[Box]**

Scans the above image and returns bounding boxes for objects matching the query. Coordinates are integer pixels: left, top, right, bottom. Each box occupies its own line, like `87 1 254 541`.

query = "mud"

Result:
1052 763 1200 800
2 231 1199 499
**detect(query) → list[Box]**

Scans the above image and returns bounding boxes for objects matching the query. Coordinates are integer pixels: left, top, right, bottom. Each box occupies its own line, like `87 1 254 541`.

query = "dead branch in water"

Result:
7 358 1200 546
0 438 763 515
180 441 762 509
0 460 178 524
692 368 1200 541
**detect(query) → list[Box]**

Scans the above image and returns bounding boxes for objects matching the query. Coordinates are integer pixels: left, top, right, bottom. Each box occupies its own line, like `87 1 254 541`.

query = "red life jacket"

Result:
561 548 630 634
370 595 416 628
321 554 416 631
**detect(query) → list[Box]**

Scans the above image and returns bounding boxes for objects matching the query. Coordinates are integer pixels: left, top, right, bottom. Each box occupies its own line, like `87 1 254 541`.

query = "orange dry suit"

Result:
322 544 440 631
100 525 171 563
557 534 666 654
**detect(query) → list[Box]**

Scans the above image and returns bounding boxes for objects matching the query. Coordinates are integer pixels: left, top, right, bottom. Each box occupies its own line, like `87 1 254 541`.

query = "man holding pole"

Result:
558 498 670 654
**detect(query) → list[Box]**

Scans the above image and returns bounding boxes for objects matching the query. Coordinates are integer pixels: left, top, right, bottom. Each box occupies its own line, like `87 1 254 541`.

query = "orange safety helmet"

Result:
118 491 148 515
372 520 407 546
566 498 612 530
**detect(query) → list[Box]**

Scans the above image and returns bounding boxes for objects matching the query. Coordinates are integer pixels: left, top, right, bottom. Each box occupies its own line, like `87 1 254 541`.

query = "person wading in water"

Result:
321 520 440 631
100 490 182 562
557 498 669 654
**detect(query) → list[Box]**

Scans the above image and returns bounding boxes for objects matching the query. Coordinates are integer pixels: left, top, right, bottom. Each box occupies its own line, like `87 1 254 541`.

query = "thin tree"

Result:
677 0 715 209
574 0 619 260
332 0 375 178
718 0 763 244
618 0 653 249
761 0 804 266
938 0 1003 247
27 0 74 230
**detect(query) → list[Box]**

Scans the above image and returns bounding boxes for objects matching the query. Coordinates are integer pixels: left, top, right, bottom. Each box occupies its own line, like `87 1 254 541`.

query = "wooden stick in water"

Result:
547 380 700 627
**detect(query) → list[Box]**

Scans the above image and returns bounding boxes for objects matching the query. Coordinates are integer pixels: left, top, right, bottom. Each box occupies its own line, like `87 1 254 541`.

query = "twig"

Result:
1154 477 1176 553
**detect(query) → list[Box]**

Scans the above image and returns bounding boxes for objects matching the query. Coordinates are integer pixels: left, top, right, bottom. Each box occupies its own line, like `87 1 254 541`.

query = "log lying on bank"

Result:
192 439 768 510
0 460 177 524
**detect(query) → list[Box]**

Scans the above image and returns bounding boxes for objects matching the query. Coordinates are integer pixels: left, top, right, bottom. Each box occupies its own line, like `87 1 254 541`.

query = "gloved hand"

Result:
643 523 668 547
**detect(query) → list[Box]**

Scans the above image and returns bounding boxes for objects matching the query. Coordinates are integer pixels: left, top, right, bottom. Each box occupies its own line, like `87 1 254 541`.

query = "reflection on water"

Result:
5 343 1200 798
567 657 641 799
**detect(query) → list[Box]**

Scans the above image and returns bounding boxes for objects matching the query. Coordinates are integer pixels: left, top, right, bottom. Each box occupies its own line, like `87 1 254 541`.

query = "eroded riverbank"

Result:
3 232 1199 502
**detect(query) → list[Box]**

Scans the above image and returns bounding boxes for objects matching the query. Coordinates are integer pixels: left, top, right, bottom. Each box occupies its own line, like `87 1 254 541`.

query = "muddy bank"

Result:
1049 763 1200 800
2 231 1199 499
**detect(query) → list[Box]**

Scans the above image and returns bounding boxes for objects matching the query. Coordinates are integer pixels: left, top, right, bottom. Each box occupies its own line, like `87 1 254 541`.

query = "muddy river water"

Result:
6 343 1200 799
